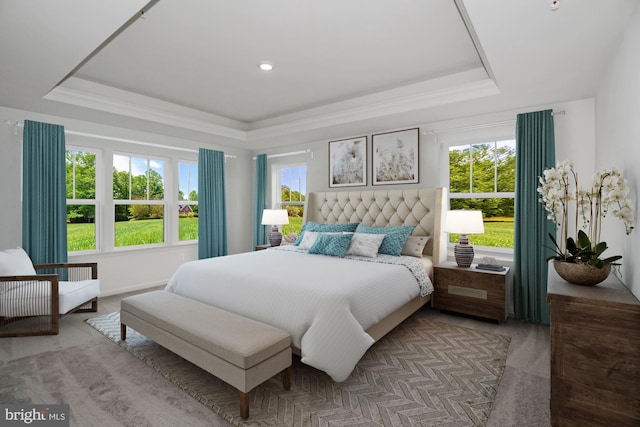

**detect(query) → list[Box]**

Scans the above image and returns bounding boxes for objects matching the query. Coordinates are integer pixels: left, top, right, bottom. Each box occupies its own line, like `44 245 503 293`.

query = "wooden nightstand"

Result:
255 244 271 251
433 261 510 322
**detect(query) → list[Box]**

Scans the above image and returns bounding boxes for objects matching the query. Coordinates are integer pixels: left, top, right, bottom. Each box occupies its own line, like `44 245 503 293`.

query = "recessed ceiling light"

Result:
258 62 273 71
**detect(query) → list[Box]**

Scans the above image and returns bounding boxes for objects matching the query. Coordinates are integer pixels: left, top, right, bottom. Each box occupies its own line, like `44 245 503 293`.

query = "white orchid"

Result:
538 161 635 266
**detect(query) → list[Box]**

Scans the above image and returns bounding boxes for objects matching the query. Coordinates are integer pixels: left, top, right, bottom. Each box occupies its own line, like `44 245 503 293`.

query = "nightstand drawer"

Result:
433 261 509 322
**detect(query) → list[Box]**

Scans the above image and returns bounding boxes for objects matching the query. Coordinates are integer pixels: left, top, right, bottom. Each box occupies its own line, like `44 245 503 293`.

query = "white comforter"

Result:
165 248 432 381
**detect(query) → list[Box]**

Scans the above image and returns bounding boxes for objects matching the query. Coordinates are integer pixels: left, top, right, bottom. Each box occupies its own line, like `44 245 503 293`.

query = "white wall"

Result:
595 4 640 299
259 99 595 196
1 94 603 299
254 97 596 315
0 106 253 296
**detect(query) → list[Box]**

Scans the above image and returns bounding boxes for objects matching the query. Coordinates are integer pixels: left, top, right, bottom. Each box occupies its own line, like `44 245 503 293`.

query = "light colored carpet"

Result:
85 311 510 426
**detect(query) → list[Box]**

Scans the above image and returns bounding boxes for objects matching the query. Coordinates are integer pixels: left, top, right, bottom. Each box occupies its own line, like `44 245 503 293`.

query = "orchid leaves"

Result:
546 230 622 268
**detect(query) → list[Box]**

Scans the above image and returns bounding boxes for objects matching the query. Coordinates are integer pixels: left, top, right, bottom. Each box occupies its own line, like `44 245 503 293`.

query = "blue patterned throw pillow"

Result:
308 233 353 257
293 222 359 245
355 224 416 256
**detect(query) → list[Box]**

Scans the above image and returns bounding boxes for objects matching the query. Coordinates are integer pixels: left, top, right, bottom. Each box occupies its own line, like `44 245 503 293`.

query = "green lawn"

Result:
449 217 514 248
282 216 303 236
68 216 514 251
68 217 198 251
67 222 96 252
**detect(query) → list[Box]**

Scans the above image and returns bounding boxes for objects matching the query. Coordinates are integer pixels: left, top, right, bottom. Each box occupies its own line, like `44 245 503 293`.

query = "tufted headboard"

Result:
303 188 447 264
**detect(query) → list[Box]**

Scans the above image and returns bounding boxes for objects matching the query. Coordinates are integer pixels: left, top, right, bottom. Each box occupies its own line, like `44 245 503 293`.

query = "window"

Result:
178 162 198 241
277 164 307 236
66 149 98 252
113 154 165 247
448 139 516 249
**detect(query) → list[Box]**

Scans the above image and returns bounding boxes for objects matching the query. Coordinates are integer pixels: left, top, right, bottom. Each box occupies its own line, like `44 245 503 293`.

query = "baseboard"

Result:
100 281 166 297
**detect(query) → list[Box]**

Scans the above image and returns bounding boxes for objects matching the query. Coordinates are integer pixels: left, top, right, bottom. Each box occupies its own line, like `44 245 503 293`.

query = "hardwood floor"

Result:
0 286 551 426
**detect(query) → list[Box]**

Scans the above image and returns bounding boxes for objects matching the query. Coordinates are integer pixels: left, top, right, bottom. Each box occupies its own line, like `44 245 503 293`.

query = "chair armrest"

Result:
34 263 98 280
0 274 59 308
0 275 60 336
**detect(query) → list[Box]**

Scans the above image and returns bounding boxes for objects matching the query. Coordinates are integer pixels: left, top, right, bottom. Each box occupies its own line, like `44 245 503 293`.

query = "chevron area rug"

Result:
87 312 510 426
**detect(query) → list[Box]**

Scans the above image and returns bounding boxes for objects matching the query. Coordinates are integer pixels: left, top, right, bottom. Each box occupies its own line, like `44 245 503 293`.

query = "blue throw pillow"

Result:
294 222 359 245
355 224 416 256
308 233 353 257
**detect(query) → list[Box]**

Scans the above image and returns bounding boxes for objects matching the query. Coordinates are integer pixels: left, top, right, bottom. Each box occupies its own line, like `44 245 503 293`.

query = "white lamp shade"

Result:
261 209 289 225
444 210 485 234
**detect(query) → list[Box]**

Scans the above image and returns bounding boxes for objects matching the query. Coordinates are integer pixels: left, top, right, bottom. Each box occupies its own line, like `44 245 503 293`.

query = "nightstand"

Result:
255 244 271 251
433 261 510 322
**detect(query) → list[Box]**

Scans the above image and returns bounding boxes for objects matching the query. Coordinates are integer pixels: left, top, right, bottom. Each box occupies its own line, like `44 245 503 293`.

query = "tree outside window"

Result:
278 165 306 236
178 162 198 241
113 154 165 247
66 149 97 252
448 140 515 248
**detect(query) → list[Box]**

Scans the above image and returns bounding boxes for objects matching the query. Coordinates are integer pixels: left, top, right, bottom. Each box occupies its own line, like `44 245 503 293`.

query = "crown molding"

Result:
43 71 499 144
248 76 500 141
44 78 248 142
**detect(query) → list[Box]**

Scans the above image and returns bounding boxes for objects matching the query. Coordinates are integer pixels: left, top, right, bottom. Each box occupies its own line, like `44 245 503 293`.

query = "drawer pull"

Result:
448 285 487 300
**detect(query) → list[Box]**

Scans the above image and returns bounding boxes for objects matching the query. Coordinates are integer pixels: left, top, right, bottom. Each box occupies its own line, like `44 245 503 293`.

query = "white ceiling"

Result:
1 0 637 150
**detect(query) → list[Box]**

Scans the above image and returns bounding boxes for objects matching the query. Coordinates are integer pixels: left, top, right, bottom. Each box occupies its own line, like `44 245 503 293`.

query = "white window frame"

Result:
444 138 516 256
66 146 101 254
273 162 307 209
112 152 168 250
177 160 199 243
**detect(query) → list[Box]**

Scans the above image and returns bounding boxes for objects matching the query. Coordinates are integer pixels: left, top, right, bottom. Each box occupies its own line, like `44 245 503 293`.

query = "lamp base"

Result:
268 225 282 246
453 234 474 267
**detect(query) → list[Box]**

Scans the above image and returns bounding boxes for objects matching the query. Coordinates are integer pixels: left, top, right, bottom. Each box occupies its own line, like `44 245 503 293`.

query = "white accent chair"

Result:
0 248 99 337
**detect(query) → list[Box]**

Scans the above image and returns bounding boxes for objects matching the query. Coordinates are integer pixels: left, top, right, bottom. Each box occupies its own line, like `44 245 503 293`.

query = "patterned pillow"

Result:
355 224 416 256
401 235 431 257
293 222 359 245
345 233 386 258
308 233 353 257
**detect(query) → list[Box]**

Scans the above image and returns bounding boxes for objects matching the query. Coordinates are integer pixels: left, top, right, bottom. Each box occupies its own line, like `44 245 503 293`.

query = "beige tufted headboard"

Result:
303 188 448 264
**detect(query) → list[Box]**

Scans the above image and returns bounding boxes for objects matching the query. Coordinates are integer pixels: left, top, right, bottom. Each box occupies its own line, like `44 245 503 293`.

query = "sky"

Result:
281 165 307 195
178 162 198 199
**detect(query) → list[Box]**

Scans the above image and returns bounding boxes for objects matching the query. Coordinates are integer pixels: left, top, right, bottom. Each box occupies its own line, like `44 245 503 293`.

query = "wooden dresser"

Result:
547 267 640 426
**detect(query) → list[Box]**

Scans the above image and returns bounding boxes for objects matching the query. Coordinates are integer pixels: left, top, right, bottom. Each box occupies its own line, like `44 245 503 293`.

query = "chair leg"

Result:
71 298 98 313
120 323 127 341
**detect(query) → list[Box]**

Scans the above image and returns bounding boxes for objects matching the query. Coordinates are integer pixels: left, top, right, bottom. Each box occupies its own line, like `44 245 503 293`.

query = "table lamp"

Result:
444 210 485 267
261 209 289 246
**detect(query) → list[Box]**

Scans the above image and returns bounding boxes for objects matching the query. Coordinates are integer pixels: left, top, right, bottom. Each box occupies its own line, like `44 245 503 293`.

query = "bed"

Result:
165 188 447 381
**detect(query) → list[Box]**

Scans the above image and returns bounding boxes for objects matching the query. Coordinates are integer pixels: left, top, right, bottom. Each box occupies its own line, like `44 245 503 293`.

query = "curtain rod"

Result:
427 110 565 136
253 149 313 160
4 121 236 158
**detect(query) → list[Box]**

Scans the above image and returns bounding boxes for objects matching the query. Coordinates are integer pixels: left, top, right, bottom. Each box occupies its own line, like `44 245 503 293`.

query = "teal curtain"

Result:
253 154 268 248
198 148 227 259
22 120 68 267
514 110 556 325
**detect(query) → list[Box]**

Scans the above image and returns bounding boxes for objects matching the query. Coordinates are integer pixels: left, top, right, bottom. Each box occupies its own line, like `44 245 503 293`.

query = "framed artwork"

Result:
372 127 419 185
328 136 367 187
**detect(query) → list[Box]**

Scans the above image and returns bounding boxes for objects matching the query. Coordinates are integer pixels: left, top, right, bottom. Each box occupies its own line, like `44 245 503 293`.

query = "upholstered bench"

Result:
120 290 292 419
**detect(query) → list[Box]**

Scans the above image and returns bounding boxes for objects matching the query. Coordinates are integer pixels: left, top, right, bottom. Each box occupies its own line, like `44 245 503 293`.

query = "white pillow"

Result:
0 247 36 276
401 235 431 257
297 231 319 250
346 233 386 258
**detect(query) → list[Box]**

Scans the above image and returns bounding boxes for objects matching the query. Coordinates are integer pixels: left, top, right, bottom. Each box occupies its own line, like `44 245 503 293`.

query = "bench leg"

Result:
283 367 291 390
240 391 249 419
120 323 127 341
